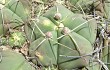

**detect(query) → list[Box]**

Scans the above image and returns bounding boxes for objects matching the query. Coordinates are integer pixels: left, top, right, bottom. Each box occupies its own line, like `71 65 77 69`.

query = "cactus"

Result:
25 4 97 69
8 32 26 47
0 0 110 70
0 0 33 69
0 50 35 70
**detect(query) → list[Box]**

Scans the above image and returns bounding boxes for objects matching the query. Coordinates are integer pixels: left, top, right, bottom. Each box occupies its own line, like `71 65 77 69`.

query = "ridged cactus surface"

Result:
0 0 110 70
25 4 97 69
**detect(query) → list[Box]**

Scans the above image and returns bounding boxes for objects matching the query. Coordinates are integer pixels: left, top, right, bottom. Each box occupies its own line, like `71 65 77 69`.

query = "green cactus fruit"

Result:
0 50 35 70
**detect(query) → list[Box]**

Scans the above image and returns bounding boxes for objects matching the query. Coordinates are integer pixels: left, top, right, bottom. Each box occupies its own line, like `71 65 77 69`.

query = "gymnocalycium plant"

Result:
0 0 110 70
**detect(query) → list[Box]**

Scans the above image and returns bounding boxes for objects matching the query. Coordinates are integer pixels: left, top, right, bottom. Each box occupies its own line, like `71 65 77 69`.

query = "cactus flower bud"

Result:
45 32 53 38
54 13 62 20
62 27 71 35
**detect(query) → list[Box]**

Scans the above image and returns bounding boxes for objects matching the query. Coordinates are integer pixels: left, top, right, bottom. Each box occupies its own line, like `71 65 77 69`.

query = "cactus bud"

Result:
54 13 62 20
62 27 71 35
45 32 53 38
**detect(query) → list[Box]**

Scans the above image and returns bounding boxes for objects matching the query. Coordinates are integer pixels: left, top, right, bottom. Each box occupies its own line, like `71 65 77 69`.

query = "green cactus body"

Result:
0 0 101 69
0 0 30 36
104 0 110 18
4 0 29 21
25 16 56 42
26 4 97 69
0 50 35 70
69 0 94 13
29 31 58 66
58 31 93 69
43 5 97 44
